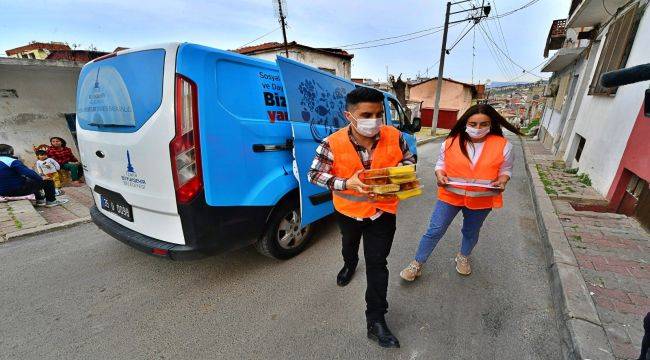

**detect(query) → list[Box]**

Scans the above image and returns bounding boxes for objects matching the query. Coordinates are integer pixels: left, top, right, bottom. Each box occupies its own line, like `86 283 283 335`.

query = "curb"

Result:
416 135 443 146
0 216 92 243
520 137 614 360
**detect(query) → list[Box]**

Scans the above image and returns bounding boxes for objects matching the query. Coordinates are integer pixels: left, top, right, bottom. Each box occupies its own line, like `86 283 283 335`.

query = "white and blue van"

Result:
76 43 421 260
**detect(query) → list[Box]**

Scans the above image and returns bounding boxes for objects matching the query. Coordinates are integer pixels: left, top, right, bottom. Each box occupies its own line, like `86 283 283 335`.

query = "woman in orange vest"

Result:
400 104 521 280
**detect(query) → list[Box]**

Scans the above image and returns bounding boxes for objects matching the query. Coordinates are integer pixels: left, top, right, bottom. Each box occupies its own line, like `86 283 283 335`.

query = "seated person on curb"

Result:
47 136 83 185
0 144 68 207
35 149 64 196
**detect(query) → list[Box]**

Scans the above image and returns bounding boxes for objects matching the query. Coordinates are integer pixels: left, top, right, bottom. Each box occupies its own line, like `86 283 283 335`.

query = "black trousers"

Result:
1 179 56 202
336 211 396 322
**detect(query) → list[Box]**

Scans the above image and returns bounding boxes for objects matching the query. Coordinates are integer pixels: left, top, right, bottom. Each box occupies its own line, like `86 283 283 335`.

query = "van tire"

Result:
255 199 313 260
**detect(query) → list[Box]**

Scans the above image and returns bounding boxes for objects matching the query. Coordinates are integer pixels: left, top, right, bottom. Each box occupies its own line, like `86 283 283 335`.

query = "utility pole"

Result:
430 0 491 136
431 1 452 136
276 0 289 57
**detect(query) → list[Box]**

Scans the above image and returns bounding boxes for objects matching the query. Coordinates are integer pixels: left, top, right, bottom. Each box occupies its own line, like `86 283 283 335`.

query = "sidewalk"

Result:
415 127 450 145
0 186 92 241
523 138 649 360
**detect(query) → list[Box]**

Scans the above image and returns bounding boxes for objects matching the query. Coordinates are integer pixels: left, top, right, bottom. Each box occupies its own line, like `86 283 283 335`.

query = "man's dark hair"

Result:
0 144 14 156
345 87 385 110
35 149 47 156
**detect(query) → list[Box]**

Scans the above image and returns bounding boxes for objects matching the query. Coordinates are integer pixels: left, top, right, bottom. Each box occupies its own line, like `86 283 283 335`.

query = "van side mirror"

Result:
411 117 422 133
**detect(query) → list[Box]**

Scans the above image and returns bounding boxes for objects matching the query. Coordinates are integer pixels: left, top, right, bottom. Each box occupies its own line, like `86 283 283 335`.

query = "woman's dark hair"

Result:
0 144 14 156
50 136 67 147
446 104 522 160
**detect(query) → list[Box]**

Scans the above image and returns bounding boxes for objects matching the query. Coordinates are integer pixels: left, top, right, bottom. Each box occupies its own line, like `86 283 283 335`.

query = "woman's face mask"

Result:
348 113 383 137
465 126 491 139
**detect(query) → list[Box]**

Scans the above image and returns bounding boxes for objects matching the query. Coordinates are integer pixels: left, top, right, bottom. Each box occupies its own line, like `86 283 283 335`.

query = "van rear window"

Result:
76 49 165 133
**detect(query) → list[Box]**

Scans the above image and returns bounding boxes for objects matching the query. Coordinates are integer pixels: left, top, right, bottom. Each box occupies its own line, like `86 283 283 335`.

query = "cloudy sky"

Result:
1 0 568 84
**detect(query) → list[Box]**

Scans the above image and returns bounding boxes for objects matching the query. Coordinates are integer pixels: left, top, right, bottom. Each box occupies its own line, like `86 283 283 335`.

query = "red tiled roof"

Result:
6 42 71 56
46 50 110 63
234 41 353 59
411 77 476 89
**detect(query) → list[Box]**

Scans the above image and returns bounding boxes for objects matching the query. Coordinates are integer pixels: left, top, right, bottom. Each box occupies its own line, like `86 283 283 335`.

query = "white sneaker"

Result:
45 199 69 207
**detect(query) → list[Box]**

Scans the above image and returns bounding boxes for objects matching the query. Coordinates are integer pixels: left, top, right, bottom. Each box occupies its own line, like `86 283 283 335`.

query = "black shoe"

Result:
336 265 356 287
367 320 400 348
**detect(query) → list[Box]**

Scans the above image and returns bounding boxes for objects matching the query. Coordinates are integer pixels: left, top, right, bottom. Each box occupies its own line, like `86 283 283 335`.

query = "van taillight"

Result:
170 74 202 203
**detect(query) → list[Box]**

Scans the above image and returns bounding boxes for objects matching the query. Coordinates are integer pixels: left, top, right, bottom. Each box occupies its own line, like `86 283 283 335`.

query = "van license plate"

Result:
100 195 133 222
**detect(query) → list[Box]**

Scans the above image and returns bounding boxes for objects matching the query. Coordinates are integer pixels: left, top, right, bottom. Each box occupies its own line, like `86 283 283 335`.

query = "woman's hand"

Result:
435 170 449 186
345 170 371 194
490 175 510 192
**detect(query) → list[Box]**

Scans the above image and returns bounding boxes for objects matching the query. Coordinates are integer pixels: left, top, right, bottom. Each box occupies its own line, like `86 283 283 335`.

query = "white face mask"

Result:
465 126 491 139
348 113 382 137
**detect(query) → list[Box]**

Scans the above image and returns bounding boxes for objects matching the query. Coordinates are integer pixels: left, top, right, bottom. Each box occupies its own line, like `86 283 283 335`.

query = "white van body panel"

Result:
78 42 186 245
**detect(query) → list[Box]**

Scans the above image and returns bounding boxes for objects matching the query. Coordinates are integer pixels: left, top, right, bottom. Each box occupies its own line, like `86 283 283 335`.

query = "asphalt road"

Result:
0 136 562 360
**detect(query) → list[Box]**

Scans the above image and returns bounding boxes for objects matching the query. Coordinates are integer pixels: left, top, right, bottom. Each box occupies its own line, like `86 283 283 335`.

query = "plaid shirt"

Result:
307 127 416 191
47 146 78 165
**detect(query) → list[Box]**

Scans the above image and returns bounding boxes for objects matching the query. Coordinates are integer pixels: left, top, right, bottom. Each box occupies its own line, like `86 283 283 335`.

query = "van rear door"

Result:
76 44 185 245
276 56 355 226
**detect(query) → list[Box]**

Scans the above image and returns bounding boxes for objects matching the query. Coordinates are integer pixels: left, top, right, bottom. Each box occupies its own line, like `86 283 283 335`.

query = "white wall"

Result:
563 8 650 195
248 49 351 79
0 58 82 167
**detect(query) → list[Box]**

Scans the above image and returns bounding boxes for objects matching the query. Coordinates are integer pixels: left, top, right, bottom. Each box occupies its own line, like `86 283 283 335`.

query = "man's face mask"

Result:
347 112 382 137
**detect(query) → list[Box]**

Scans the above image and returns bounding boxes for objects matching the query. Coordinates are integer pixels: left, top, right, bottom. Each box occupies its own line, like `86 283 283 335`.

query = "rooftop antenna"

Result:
273 0 289 57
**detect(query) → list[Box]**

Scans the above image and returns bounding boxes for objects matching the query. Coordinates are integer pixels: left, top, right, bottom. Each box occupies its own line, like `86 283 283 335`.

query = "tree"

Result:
390 74 412 121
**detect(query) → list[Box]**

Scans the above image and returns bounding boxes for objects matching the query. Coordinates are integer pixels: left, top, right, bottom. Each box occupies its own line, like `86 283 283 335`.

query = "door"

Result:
386 96 418 155
276 56 355 226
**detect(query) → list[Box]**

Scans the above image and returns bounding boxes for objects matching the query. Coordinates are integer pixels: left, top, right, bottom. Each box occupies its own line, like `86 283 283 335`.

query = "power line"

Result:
483 18 517 76
478 24 512 80
490 0 515 73
504 58 549 82
487 0 542 19
472 26 476 83
343 28 445 50
238 27 281 48
342 23 460 50
332 25 445 48
478 23 544 78
448 22 476 52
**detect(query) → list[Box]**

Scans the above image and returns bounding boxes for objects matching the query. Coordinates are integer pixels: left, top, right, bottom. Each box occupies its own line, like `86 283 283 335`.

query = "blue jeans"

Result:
414 200 492 263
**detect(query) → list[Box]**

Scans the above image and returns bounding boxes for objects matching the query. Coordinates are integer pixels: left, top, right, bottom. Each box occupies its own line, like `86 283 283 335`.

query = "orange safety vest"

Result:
438 134 507 210
329 125 403 218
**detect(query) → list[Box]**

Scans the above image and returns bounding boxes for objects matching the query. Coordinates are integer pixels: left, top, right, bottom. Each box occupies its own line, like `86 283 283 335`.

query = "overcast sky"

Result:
1 0 569 84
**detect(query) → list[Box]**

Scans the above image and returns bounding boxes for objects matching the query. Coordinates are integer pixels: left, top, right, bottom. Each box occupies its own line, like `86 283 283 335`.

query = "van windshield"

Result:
76 49 165 133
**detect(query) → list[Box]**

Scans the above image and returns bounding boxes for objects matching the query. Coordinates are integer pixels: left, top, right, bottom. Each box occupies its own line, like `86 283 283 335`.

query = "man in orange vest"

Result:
308 87 415 348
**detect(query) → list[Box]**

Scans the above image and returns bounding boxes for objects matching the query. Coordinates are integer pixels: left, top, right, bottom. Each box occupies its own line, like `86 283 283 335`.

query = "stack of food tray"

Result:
360 165 422 201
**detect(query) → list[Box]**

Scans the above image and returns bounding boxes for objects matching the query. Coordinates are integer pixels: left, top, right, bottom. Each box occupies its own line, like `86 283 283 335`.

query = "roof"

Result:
234 41 353 59
6 42 71 56
45 50 110 62
410 77 476 88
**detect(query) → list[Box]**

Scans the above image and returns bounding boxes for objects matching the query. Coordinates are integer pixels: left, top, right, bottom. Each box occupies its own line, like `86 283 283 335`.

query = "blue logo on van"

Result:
121 150 146 189
126 150 135 172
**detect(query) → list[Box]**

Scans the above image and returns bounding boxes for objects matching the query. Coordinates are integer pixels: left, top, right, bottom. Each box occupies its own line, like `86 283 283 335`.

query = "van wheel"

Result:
256 200 313 260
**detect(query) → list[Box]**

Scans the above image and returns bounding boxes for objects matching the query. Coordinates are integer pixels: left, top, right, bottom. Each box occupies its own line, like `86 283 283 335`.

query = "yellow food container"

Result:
372 184 400 194
395 187 423 200
387 164 416 176
389 173 417 184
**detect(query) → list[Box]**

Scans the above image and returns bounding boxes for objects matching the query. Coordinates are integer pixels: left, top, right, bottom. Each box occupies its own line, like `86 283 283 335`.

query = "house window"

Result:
575 134 586 162
318 67 336 75
626 174 647 199
554 73 570 111
588 3 640 95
